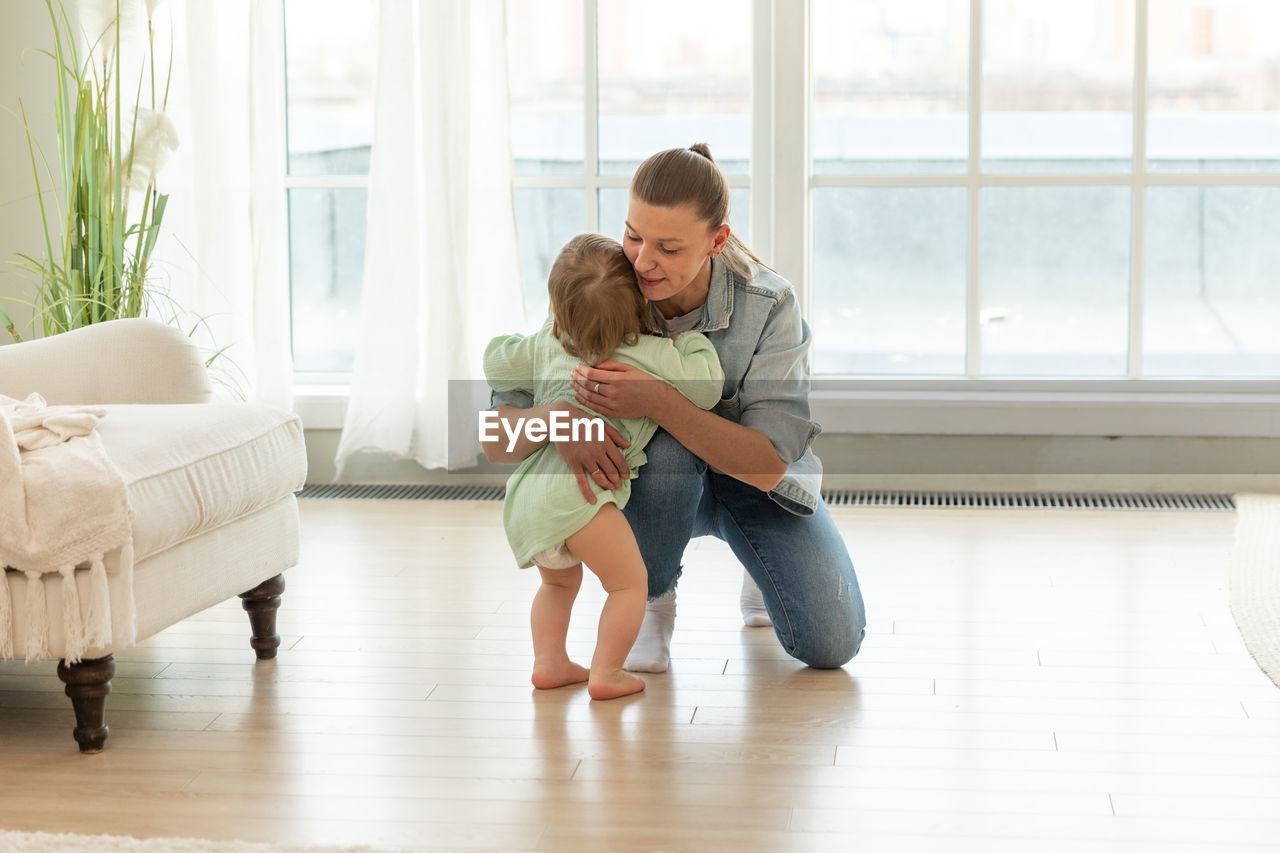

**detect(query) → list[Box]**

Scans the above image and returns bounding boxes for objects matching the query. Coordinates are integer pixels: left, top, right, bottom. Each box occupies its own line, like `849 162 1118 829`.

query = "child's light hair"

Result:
549 233 647 366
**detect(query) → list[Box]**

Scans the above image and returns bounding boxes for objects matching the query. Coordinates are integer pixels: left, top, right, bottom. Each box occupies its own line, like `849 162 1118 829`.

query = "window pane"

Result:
284 0 376 176
1144 187 1280 376
515 189 587 329
507 0 584 176
981 188 1130 376
597 1 751 176
813 188 967 375
288 189 366 372
598 188 750 250
1148 0 1280 173
812 0 969 175
598 188 627 241
983 0 1135 174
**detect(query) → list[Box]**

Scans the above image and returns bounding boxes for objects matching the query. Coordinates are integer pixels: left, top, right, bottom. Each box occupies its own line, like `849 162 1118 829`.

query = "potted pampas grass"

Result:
0 0 180 343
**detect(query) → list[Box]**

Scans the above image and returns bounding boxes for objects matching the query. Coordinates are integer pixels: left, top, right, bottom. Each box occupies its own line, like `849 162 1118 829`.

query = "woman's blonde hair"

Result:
630 143 766 279
548 233 647 365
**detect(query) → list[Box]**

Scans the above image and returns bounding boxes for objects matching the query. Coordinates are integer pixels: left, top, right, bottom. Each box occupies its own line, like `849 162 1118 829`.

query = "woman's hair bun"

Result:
689 142 715 162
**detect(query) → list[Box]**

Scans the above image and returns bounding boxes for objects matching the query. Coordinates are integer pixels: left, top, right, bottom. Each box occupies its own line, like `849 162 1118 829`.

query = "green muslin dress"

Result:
483 325 724 568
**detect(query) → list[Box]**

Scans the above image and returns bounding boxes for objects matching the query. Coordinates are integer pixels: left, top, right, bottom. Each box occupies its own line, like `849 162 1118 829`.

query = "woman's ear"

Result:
710 223 730 257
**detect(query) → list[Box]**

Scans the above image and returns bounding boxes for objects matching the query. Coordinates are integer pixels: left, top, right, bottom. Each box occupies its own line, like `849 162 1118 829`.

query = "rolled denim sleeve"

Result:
737 289 821 464
489 387 534 409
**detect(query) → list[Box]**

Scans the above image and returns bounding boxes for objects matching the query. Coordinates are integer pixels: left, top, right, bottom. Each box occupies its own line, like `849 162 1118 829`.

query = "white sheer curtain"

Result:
149 0 292 406
335 0 524 476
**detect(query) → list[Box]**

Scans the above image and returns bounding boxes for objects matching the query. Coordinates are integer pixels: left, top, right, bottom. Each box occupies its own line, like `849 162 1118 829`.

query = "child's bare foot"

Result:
531 658 590 690
588 668 646 700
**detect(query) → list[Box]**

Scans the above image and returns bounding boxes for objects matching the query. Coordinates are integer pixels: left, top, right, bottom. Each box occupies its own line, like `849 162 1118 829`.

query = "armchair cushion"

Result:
98 403 305 561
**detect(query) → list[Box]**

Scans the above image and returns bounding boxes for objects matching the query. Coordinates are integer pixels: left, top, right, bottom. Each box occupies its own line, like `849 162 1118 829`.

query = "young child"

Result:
483 233 723 700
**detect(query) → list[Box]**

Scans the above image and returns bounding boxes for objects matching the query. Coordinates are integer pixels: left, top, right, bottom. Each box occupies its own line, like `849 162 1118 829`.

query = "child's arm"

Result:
647 332 725 410
484 332 631 487
483 333 538 393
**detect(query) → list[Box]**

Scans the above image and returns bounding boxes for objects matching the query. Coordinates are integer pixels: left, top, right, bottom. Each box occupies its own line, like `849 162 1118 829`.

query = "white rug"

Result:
1229 494 1280 689
0 830 402 853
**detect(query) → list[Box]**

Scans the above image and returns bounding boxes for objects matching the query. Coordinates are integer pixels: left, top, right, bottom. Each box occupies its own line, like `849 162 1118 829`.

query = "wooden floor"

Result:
2 499 1279 852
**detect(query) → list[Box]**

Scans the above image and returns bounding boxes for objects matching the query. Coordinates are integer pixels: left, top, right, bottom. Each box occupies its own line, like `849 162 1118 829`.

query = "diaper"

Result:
530 540 580 569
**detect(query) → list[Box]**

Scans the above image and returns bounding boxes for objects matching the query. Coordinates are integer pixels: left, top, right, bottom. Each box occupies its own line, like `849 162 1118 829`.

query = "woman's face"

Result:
623 198 728 315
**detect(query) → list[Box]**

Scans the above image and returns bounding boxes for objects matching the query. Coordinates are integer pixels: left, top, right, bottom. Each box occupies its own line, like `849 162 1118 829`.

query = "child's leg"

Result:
564 504 647 700
531 563 590 689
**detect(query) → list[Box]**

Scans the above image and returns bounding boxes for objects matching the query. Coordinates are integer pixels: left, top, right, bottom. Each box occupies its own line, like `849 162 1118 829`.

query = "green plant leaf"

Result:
8 1 236 388
0 303 20 343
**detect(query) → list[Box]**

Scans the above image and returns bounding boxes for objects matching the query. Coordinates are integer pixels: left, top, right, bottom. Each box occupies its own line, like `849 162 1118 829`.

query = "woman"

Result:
487 144 866 672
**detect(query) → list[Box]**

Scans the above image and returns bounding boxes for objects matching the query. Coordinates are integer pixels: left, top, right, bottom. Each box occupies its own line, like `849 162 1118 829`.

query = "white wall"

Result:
0 0 59 341
302 428 1280 493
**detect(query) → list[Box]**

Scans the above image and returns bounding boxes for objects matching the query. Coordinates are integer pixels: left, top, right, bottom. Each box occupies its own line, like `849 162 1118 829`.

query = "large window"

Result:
810 0 1280 379
284 0 1280 382
507 0 753 327
283 0 376 373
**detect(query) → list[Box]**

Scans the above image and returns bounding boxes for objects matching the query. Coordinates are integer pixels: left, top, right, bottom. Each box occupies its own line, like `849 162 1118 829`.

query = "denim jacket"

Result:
687 258 822 515
491 257 824 516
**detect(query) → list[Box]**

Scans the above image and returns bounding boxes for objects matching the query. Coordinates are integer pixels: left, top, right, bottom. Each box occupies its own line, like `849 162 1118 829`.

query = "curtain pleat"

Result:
335 0 524 475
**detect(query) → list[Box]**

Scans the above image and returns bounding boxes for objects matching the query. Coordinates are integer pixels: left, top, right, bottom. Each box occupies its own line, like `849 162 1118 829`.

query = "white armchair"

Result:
0 318 307 751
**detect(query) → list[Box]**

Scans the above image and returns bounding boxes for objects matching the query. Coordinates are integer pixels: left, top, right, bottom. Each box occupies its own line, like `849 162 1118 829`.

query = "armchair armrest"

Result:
0 318 212 404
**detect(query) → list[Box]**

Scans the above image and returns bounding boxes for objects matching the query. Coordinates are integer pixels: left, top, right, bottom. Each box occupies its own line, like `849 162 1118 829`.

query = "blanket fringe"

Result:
60 565 86 664
0 569 12 660
0 552 127 663
23 570 49 661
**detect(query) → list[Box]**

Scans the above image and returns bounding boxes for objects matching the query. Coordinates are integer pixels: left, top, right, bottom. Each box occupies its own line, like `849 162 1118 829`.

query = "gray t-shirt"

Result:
648 303 705 336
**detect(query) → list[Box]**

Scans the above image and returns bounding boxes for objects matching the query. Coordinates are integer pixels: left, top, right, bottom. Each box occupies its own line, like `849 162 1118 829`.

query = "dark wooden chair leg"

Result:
56 655 116 754
239 573 286 660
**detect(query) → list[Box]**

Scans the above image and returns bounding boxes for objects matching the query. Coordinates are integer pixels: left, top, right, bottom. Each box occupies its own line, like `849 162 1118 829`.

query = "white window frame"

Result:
293 0 1280 437
779 0 1280 436
510 1 754 258
277 0 373 390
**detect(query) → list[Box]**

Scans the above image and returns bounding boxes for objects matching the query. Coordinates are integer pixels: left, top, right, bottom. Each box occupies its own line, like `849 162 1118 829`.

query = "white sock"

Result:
739 570 772 627
624 590 676 672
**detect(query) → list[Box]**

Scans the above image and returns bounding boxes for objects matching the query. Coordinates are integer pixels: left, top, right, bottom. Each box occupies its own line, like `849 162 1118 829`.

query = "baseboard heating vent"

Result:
820 490 1235 511
299 483 506 501
300 484 1234 511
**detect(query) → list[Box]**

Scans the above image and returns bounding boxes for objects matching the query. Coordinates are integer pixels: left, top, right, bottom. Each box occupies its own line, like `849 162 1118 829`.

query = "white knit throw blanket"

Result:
0 393 135 663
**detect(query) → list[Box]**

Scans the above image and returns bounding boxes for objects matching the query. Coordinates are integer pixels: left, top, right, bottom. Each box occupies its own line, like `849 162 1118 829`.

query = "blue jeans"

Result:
623 430 867 669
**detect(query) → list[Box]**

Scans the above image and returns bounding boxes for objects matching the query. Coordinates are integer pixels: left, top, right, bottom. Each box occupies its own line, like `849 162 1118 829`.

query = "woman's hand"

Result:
552 403 631 504
571 360 671 420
